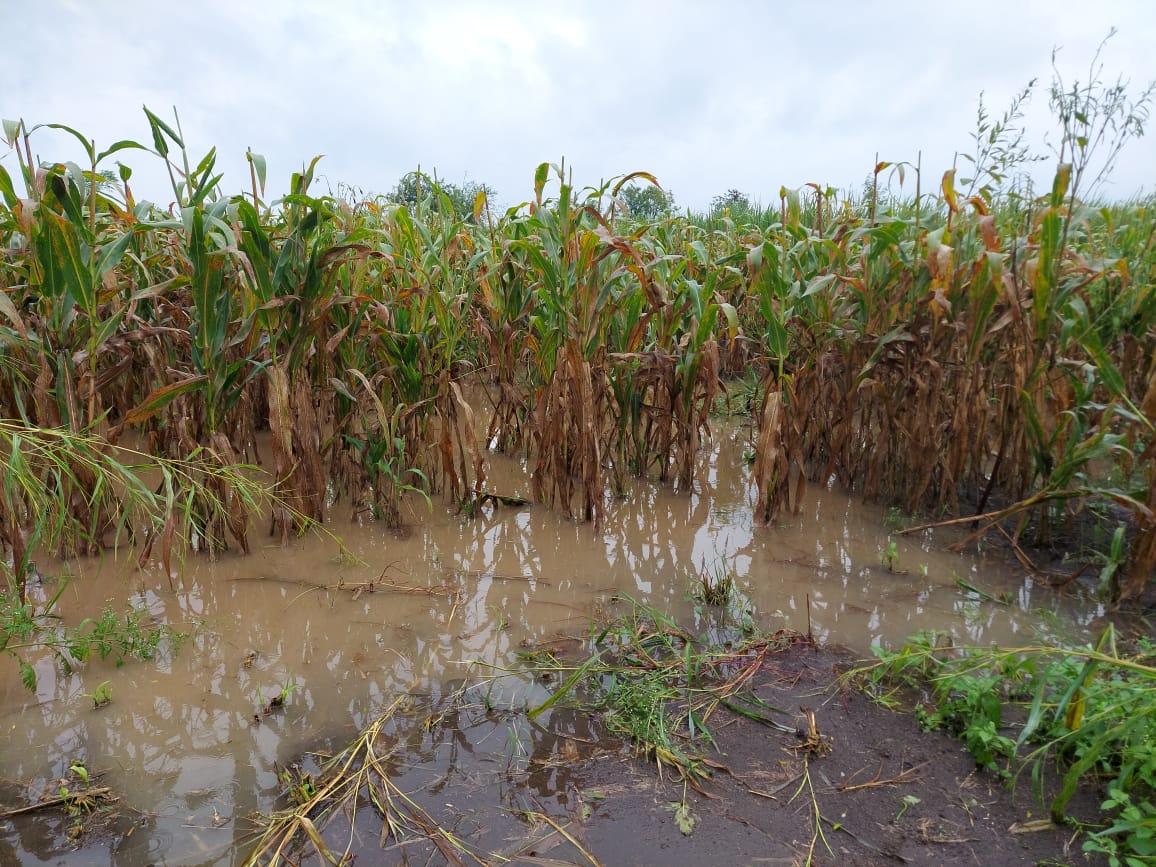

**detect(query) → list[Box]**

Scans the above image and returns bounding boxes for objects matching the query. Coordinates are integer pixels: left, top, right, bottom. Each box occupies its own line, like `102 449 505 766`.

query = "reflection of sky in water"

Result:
0 420 1105 865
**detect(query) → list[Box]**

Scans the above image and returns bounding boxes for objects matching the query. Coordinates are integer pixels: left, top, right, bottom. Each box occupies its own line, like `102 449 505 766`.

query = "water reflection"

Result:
0 420 1095 865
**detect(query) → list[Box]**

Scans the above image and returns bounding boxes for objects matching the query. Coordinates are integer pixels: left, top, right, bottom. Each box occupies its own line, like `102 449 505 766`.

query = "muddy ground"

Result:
4 644 1111 866
506 645 1104 867
354 643 1107 867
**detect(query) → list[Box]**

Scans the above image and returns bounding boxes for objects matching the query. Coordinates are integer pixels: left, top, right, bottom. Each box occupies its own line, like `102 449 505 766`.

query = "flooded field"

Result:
0 421 1102 865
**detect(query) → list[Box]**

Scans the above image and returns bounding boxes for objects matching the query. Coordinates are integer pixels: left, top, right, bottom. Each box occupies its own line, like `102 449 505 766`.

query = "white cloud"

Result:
3 0 1152 209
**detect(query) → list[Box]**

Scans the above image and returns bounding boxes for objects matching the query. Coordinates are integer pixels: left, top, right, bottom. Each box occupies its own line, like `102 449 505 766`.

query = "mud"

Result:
518 644 1106 866
0 420 1104 864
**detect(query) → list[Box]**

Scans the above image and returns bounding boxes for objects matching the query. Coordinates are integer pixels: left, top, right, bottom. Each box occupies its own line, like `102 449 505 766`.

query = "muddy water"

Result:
0 420 1101 865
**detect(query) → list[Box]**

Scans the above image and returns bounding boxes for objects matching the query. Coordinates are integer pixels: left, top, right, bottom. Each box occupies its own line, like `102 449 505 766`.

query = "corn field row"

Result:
0 109 1153 603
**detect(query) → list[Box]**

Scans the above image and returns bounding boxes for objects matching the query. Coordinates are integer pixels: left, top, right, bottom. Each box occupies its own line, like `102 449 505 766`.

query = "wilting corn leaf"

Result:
1050 162 1072 207
534 162 549 206
941 169 958 214
246 149 267 192
0 287 27 337
747 242 764 270
528 650 604 720
718 302 739 340
1056 656 1100 732
122 376 208 427
610 170 661 197
1 118 20 146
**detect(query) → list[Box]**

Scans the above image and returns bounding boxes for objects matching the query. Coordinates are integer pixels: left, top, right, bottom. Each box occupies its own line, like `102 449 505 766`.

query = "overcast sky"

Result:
4 1 1154 211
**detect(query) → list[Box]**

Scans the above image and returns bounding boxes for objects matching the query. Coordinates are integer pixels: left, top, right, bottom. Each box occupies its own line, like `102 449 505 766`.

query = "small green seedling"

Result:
881 540 900 572
69 762 90 785
260 674 303 714
81 681 112 709
278 766 317 805
885 507 906 532
896 794 921 822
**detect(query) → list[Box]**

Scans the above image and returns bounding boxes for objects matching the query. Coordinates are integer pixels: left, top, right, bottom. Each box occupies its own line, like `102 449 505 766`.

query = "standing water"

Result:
0 419 1099 864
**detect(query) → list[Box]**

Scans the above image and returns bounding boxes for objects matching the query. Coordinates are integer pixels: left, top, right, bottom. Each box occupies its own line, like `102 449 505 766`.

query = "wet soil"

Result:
300 643 1105 867
516 645 1105 867
0 636 1112 867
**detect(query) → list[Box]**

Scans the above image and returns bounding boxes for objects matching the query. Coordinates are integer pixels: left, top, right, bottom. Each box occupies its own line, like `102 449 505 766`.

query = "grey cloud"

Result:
4 0 1152 209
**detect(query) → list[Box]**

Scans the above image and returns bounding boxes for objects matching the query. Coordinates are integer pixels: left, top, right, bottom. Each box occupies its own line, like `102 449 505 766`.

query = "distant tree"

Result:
388 171 495 221
710 188 751 217
618 183 675 221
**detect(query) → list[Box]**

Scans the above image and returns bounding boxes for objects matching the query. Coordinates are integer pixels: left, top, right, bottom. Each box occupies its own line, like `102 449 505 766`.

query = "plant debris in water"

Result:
526 596 813 785
243 694 483 867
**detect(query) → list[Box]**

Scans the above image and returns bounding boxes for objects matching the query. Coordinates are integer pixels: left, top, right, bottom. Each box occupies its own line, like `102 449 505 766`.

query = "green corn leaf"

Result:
42 211 91 317
0 164 17 208
96 230 135 276
89 308 126 350
142 106 182 156
1080 328 1126 398
96 139 147 164
44 123 96 164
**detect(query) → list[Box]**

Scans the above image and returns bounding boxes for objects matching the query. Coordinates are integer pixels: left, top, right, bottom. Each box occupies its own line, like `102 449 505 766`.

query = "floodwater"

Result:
0 419 1102 865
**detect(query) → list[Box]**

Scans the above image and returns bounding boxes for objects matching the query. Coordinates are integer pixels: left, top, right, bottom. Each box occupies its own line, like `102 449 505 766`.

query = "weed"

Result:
69 762 90 786
276 765 318 806
1 590 188 692
51 761 118 840
895 794 921 822
1092 524 1129 601
880 540 900 572
258 674 302 715
1084 785 1156 865
884 507 906 533
694 561 736 607
849 626 1156 863
526 596 805 784
81 681 112 709
490 605 509 631
666 782 695 835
